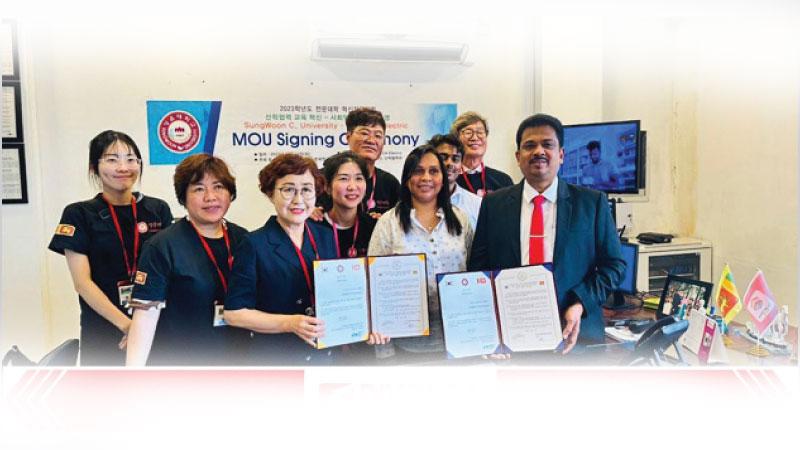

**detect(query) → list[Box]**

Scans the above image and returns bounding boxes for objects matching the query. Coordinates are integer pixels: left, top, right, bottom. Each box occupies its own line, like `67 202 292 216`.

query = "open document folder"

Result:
312 254 428 350
436 265 563 359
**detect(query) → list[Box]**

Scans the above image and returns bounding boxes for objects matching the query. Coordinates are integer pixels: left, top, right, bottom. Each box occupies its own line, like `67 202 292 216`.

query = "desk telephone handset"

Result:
623 316 689 365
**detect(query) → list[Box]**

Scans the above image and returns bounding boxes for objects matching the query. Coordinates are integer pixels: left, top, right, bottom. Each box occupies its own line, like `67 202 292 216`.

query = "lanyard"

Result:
460 162 486 196
189 220 233 293
104 195 140 279
332 216 360 258
291 223 320 306
364 171 377 211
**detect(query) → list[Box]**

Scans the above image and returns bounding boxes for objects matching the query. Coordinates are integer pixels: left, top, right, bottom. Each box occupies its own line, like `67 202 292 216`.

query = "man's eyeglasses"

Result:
354 128 384 140
459 128 487 139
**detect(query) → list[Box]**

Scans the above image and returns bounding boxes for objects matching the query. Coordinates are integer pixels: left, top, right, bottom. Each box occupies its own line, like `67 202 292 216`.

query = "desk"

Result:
603 303 798 366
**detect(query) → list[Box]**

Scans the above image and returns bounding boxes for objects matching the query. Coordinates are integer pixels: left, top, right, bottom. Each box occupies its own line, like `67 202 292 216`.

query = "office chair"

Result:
2 339 79 367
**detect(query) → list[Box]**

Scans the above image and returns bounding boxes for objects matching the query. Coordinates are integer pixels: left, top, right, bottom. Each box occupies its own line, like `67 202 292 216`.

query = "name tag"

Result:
213 302 227 327
117 281 134 309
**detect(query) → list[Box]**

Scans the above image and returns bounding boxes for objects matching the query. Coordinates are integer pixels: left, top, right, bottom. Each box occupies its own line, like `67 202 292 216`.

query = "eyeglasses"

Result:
459 128 487 139
353 127 384 140
101 154 141 166
277 185 315 200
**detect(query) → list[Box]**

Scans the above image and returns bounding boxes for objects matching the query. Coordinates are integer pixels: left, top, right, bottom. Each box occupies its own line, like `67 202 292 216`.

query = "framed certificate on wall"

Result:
1 19 20 81
2 82 23 142
2 142 28 204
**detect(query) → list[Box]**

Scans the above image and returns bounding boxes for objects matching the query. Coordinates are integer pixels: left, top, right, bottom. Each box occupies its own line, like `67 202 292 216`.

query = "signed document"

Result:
368 254 428 338
436 271 501 359
313 258 370 349
494 265 562 352
436 265 562 358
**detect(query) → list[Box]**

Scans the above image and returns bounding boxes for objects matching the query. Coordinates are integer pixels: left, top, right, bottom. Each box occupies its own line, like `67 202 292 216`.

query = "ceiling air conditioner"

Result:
311 38 468 64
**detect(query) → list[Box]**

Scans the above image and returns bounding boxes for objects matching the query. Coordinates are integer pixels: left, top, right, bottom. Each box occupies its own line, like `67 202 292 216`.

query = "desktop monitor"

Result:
559 120 641 195
604 241 639 310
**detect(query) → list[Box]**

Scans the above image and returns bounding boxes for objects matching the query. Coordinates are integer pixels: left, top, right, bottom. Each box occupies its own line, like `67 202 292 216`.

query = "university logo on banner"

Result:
147 100 222 165
742 270 778 336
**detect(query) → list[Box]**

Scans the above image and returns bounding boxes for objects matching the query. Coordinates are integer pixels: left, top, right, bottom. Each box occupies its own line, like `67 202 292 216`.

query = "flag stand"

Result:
719 322 734 347
747 334 770 357
714 263 741 348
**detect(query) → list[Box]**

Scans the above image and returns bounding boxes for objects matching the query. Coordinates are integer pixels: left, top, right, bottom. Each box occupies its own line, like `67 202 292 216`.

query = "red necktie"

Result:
529 195 545 265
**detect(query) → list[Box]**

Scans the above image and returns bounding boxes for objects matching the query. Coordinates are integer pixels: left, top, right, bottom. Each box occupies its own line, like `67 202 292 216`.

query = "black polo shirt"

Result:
48 193 173 366
132 218 250 365
318 212 377 258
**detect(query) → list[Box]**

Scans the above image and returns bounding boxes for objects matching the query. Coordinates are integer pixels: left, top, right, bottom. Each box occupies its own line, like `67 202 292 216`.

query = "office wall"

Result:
599 17 799 325
691 18 799 325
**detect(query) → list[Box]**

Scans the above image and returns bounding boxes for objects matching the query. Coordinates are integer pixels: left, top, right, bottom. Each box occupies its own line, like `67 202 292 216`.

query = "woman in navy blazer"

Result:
225 153 337 365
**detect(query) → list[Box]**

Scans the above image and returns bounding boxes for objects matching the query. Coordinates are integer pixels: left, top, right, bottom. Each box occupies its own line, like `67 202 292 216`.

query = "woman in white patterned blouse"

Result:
368 144 474 363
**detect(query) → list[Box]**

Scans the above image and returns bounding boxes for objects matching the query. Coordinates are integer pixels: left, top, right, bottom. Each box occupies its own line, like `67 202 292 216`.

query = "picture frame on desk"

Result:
656 274 713 319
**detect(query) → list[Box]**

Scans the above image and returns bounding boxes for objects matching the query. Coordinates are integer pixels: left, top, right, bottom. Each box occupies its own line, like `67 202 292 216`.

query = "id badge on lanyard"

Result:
213 300 227 327
189 220 234 328
117 280 134 308
106 196 140 311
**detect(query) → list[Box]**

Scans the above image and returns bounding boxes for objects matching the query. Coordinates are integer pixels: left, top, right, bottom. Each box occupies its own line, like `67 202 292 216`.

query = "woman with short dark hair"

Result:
126 154 248 366
224 153 338 365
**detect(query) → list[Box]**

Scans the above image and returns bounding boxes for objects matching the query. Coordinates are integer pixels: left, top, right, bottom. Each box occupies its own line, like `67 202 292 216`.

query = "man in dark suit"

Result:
468 113 625 354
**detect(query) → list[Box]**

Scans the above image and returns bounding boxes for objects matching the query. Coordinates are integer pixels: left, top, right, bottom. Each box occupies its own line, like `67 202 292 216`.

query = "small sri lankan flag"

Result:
714 264 742 324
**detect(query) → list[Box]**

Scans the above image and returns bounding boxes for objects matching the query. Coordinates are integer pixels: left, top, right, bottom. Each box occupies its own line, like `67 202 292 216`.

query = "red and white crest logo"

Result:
158 111 201 153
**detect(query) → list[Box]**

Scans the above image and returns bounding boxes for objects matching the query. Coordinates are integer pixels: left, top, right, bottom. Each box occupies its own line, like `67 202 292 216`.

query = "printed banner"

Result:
218 103 457 172
147 100 222 165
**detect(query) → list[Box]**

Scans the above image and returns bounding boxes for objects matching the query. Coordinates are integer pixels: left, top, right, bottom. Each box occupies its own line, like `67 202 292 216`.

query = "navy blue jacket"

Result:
226 216 337 365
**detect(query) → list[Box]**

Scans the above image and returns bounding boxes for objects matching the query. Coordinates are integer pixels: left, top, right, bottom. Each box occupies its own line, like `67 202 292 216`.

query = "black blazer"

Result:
468 179 625 342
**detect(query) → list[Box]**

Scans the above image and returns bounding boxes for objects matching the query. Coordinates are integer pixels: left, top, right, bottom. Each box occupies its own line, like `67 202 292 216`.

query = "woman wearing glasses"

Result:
368 145 474 363
48 130 173 366
224 153 337 365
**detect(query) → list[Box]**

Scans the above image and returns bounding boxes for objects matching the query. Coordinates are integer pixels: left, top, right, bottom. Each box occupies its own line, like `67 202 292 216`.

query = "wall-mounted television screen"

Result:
559 120 641 194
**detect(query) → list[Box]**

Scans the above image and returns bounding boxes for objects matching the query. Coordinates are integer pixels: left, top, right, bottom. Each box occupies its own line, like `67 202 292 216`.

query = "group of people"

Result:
48 108 625 366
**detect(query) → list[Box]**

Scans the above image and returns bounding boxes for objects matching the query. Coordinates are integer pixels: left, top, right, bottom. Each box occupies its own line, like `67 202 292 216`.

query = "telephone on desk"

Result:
636 232 673 244
621 316 689 366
